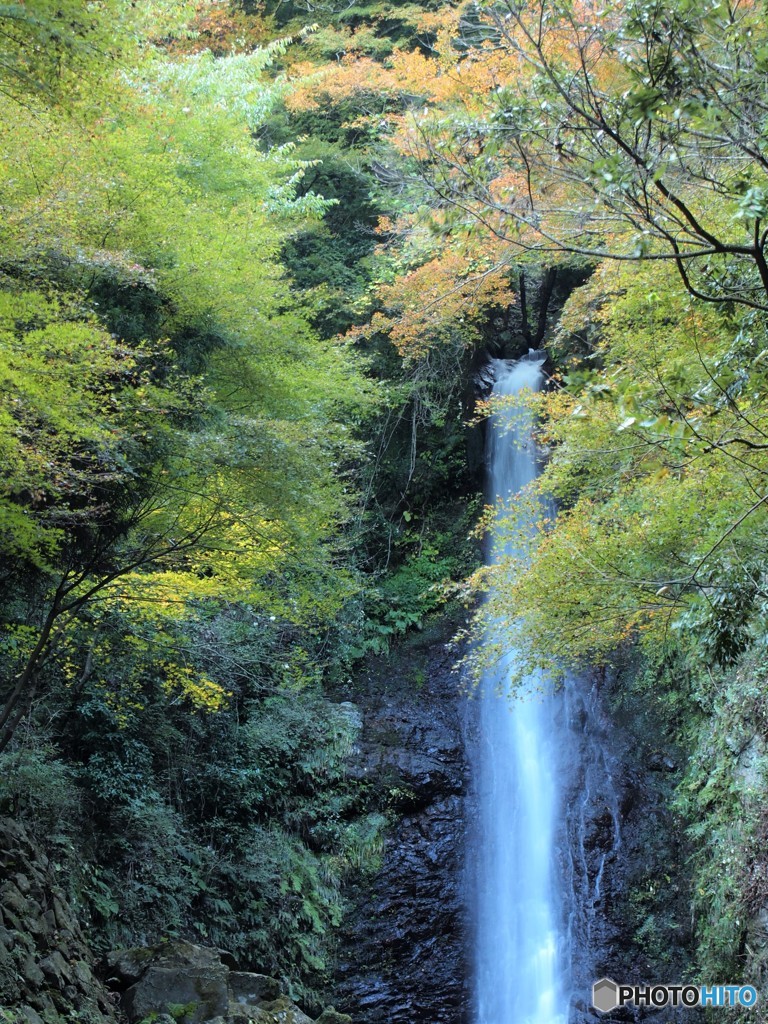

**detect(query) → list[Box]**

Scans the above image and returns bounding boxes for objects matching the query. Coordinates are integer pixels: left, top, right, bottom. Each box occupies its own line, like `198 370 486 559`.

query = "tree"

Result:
0 0 126 104
397 0 768 312
0 14 372 751
466 258 768 677
0 0 197 108
324 0 768 674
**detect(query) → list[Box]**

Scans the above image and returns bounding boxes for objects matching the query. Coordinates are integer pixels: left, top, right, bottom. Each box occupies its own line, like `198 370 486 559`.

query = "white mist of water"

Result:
474 356 569 1024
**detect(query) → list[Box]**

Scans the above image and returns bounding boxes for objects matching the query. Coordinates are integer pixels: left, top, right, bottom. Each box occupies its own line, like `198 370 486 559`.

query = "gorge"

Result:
2 2 768 1023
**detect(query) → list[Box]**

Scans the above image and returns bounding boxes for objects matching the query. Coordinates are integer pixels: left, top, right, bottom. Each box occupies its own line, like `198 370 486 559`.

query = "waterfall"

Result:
474 355 569 1024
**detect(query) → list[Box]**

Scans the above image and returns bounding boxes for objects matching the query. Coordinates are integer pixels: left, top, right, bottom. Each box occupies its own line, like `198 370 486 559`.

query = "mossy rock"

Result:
316 1009 352 1024
247 998 314 1024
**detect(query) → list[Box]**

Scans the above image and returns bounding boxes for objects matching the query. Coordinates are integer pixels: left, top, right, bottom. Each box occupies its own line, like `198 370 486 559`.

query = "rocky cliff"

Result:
563 669 703 1024
331 622 707 1024
0 818 118 1024
333 620 471 1023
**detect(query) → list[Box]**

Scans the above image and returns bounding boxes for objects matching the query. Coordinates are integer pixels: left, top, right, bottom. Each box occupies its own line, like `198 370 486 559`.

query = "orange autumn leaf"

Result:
354 250 512 358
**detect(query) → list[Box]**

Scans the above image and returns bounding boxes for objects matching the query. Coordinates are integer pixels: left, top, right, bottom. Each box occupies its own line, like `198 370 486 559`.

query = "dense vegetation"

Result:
3 0 768 1015
0 0 480 1010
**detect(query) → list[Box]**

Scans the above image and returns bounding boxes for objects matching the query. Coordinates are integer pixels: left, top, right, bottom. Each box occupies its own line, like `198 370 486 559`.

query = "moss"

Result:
0 945 24 1005
316 1010 353 1024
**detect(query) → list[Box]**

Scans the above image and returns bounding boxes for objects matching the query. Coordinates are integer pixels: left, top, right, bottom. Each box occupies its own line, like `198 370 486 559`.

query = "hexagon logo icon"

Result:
593 977 620 1013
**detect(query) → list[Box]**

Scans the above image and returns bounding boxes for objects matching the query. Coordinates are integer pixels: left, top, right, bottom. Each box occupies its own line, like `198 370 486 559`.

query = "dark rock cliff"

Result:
334 620 472 1023
563 670 703 1024
332 625 704 1024
0 819 118 1024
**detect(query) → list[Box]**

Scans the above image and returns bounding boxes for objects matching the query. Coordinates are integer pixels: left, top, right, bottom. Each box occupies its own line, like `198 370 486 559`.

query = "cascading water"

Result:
474 355 570 1024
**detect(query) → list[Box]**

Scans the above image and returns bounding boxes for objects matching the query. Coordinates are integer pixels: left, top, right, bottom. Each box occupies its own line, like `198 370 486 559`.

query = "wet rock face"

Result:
563 674 703 1024
334 631 471 1023
332 634 703 1024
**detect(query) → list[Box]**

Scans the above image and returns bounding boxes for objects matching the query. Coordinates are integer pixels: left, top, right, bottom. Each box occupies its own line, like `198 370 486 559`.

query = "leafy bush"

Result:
0 745 80 837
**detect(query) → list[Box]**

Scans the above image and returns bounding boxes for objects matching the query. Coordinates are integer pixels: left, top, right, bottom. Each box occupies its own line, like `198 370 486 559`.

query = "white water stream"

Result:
474 356 570 1024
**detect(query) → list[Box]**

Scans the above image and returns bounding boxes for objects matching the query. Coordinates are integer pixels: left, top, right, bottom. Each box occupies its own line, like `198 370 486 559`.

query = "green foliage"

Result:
0 285 181 568
0 745 80 834
168 1003 197 1022
357 541 469 654
0 596 384 1003
0 0 131 106
670 641 768 981
88 690 371 1000
278 139 383 337
339 812 387 872
473 262 768 685
0 1 399 1007
261 0 447 55
0 3 380 744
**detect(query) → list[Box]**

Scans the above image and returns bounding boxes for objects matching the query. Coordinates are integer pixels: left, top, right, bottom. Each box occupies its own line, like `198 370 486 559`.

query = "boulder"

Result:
21 955 45 988
13 874 31 895
249 997 315 1024
108 940 222 986
122 962 229 1024
17 1006 44 1024
39 950 73 988
228 971 280 1005
105 946 157 986
109 942 331 1024
0 881 29 916
316 1008 353 1024
71 960 94 988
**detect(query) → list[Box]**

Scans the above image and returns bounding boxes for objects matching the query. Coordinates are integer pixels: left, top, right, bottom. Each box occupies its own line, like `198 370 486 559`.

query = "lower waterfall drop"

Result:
474 355 569 1024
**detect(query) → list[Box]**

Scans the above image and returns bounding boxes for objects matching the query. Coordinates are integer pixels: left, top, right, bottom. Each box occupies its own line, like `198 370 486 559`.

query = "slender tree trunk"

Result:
0 599 61 753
